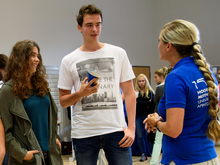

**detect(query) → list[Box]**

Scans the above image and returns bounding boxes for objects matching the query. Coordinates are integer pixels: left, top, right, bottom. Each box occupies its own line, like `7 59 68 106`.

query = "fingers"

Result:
82 77 88 84
143 118 148 124
31 150 40 154
118 136 126 146
148 126 156 133
153 112 159 118
56 138 61 148
92 81 100 89
146 113 159 127
24 150 39 161
148 113 154 118
144 123 148 130
144 115 158 133
88 78 98 87
80 78 100 97
118 128 135 148
118 136 134 148
86 78 99 89
88 81 99 94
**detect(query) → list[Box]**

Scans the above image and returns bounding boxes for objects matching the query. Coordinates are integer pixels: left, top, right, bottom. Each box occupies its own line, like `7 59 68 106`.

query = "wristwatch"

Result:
155 117 161 132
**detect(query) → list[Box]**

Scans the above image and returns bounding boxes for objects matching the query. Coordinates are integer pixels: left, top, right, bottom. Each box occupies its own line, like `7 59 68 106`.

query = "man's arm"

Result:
0 118 5 164
118 80 136 147
59 77 100 108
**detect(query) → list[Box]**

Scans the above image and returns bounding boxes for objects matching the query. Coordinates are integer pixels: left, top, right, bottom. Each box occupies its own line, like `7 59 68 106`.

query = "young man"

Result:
58 4 136 165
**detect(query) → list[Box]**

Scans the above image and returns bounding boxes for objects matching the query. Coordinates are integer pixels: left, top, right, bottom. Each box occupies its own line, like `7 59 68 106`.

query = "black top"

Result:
136 91 155 118
154 84 165 114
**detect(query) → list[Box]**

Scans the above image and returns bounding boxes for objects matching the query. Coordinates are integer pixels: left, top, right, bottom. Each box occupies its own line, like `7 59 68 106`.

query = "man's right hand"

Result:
23 150 39 161
59 77 100 108
79 77 100 97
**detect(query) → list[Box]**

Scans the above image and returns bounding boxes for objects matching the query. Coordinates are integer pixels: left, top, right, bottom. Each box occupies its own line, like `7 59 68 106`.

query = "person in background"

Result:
153 67 168 119
134 74 155 161
0 40 63 165
0 54 8 88
215 74 220 146
121 88 128 124
58 4 136 165
0 118 5 165
0 54 8 165
150 66 168 165
215 74 220 120
144 19 220 164
215 75 220 106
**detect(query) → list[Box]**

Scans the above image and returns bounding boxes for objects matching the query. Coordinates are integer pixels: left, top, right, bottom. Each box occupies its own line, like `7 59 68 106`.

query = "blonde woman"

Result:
144 19 220 164
135 74 155 161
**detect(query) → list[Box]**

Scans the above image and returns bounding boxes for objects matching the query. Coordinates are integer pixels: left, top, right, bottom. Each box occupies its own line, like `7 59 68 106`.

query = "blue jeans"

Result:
136 116 152 155
72 131 132 165
2 151 8 165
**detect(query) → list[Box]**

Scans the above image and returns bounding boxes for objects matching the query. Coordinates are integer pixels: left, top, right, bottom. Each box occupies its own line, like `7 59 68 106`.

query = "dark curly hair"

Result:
76 4 103 27
0 54 8 80
4 40 50 99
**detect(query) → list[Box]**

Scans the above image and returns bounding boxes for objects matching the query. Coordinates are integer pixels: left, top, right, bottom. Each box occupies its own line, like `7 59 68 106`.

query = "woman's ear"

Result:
166 42 172 52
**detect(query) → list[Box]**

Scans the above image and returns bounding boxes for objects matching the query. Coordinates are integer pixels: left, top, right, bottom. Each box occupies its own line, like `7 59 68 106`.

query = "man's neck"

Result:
79 42 105 52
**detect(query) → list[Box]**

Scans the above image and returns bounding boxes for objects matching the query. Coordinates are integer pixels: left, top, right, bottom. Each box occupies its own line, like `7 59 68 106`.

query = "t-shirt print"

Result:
76 57 118 111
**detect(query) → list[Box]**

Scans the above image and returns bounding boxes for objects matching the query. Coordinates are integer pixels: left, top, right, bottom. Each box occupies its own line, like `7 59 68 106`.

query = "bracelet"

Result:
155 117 161 132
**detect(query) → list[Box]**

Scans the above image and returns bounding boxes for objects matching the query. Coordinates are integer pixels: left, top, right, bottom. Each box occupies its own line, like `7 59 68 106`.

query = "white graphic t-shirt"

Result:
58 43 135 138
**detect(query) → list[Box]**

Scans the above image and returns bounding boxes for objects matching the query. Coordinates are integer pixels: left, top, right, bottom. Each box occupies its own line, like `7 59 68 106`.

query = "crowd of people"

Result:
0 3 219 165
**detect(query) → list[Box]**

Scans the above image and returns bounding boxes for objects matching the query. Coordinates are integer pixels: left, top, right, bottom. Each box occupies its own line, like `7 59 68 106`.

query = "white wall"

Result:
151 0 220 88
0 0 154 68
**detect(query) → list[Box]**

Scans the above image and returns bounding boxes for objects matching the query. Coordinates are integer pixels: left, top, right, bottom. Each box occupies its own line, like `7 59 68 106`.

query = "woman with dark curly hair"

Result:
0 40 63 165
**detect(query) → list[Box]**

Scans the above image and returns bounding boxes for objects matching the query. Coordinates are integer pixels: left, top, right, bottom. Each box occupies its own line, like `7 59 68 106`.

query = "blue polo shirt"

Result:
158 57 217 165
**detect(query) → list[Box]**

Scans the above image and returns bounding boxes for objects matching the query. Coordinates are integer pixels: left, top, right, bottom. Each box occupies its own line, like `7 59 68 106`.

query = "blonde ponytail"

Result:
155 66 168 79
192 44 220 142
